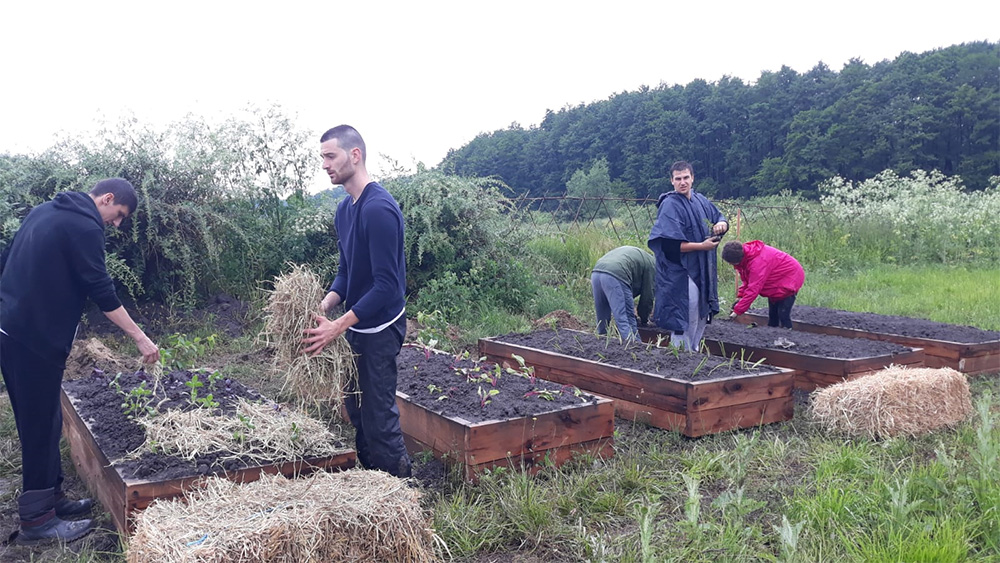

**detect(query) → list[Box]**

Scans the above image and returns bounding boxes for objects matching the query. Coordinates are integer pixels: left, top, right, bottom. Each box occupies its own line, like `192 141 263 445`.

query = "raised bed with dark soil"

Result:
479 330 794 437
638 320 924 391
740 305 1000 374
395 345 614 479
61 370 355 533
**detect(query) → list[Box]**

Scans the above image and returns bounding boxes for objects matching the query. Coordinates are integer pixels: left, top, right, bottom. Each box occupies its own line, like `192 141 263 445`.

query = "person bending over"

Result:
722 240 804 329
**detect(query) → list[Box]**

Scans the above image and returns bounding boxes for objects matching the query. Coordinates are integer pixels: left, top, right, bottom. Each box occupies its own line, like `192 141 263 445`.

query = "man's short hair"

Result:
320 125 367 163
670 161 694 176
90 178 138 214
721 241 744 265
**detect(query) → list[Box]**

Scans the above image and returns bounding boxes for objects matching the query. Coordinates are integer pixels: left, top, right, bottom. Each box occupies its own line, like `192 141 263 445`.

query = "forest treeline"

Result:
439 42 999 199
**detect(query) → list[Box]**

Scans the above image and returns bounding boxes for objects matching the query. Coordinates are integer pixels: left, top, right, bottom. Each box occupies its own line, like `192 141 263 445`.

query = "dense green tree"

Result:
440 42 998 198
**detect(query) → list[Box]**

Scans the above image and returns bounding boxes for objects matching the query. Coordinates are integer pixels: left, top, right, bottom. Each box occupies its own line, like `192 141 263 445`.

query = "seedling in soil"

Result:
524 388 560 401
477 385 499 409
195 393 220 410
121 381 156 419
108 373 123 395
691 356 709 378
185 373 219 409
561 384 587 402
504 354 536 384
667 342 682 359
207 370 223 385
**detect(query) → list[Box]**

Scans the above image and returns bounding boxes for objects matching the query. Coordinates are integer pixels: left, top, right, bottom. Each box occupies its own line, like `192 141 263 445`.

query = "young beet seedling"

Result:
524 388 560 401
477 385 499 409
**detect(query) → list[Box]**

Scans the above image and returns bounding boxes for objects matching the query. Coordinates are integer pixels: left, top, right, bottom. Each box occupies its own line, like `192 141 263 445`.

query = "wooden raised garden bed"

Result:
395 345 614 479
61 373 356 534
478 330 794 437
737 305 1000 375
638 322 925 391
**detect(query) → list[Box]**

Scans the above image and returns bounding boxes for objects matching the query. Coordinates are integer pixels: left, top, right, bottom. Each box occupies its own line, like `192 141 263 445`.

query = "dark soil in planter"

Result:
62 369 345 481
701 319 914 358
491 329 776 381
751 305 1000 343
397 345 600 424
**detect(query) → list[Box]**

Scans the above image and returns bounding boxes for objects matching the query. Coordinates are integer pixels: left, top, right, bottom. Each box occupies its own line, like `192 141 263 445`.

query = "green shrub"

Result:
386 167 538 320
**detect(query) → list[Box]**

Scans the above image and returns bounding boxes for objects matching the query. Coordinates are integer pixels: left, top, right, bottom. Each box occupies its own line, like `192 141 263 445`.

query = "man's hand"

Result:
713 221 728 235
302 314 343 356
135 335 160 364
702 236 721 250
302 309 359 356
320 291 341 315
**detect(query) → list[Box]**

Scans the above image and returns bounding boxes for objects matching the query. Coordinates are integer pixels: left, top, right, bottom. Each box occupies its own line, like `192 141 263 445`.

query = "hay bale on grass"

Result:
127 470 439 563
259 264 357 412
810 365 973 439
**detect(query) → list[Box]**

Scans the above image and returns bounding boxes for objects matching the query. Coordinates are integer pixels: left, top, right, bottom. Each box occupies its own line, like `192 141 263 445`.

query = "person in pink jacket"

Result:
721 240 804 328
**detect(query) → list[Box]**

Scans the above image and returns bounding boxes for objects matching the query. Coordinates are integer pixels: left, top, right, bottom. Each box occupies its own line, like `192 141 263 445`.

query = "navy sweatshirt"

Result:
0 192 122 361
329 182 406 330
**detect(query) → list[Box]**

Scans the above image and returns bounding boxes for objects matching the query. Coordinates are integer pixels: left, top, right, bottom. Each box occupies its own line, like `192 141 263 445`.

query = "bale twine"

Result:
259 264 357 412
127 470 440 563
810 365 973 439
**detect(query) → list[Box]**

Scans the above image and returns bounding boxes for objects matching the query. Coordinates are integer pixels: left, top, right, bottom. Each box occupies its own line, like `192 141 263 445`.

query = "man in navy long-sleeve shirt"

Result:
0 178 159 545
302 125 411 478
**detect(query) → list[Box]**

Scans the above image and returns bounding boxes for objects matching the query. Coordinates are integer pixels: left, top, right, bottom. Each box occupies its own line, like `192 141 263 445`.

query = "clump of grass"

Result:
259 264 357 412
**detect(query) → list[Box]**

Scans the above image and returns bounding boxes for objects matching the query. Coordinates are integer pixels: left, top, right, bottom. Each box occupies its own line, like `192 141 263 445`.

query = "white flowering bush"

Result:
819 170 1000 263
290 208 334 237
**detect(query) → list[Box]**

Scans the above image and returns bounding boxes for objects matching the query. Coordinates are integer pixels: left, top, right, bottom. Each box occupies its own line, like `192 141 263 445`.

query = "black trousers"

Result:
767 294 797 329
0 334 66 496
343 315 411 477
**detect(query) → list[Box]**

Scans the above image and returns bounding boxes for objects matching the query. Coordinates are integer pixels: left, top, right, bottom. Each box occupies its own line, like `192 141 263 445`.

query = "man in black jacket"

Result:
0 178 160 545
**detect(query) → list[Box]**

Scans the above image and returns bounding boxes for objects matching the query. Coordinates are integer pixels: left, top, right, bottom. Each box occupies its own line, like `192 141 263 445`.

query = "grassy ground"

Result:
424 261 999 562
1 250 997 561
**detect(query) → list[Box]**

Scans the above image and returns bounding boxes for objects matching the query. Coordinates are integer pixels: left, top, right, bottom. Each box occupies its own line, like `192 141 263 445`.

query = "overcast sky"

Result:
2 1 997 191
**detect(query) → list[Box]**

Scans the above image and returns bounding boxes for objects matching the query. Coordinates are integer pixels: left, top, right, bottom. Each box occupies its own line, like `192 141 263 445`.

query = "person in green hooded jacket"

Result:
591 246 655 341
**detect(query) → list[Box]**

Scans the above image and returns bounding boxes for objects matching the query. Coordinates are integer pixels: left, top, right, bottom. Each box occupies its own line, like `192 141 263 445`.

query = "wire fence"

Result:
507 195 830 243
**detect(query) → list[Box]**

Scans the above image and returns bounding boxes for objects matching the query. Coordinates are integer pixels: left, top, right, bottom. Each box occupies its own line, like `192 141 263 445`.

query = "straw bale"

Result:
259 264 357 412
810 365 973 439
127 470 439 563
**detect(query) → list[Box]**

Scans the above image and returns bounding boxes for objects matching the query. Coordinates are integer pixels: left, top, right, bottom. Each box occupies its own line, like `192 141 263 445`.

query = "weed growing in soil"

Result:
160 333 217 372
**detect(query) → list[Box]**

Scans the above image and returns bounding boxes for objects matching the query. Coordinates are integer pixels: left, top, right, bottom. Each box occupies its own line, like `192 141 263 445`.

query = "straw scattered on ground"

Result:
65 337 129 380
810 365 973 439
127 470 440 563
259 264 357 412
129 399 348 464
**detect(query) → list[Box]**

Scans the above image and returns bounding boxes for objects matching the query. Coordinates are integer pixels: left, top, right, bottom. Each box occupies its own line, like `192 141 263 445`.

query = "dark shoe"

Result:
396 457 413 478
15 517 94 546
55 497 94 518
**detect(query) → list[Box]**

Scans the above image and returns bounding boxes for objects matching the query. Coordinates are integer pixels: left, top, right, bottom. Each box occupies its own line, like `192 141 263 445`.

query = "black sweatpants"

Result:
767 294 797 329
343 315 411 477
0 333 66 496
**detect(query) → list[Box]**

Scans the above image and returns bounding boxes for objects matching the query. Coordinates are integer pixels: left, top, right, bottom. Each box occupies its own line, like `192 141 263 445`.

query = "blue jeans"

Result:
670 277 707 352
591 272 638 340
343 315 411 477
